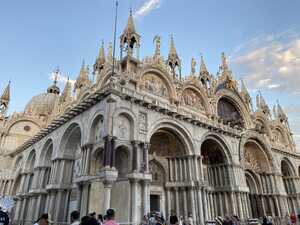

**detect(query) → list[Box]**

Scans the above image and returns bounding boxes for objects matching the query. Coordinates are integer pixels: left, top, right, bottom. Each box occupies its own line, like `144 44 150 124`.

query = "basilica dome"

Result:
24 92 58 116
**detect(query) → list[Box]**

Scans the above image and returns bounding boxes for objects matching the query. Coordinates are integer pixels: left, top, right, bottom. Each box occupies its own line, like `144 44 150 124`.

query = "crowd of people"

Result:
1 206 300 225
34 208 118 225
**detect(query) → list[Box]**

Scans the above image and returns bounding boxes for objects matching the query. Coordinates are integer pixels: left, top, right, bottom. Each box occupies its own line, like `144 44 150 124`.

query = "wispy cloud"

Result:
133 0 161 19
231 29 300 152
231 28 300 94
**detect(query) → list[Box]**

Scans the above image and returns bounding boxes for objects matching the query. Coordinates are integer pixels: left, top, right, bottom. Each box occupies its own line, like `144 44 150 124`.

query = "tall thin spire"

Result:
200 55 208 75
220 52 229 71
94 40 106 74
74 60 91 90
167 34 181 78
124 8 136 34
61 77 72 103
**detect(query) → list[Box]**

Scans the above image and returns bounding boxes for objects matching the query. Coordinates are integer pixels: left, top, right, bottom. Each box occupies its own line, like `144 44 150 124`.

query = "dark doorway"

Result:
150 195 160 212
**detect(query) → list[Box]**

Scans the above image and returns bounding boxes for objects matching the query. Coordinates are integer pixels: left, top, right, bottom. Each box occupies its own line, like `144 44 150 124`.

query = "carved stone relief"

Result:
182 88 205 111
117 115 131 140
141 73 169 98
139 112 147 132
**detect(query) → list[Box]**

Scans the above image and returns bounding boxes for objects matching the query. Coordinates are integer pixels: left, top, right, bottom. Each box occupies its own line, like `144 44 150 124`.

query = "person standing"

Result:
286 213 292 225
70 210 80 225
98 214 104 225
290 212 297 225
103 209 119 225
0 207 9 225
33 213 52 225
169 211 178 225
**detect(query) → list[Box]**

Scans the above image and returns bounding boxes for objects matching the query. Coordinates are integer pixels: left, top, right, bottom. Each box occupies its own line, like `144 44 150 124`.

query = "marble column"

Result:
130 179 138 223
103 181 113 212
175 188 180 216
142 143 150 173
81 183 90 217
142 180 150 215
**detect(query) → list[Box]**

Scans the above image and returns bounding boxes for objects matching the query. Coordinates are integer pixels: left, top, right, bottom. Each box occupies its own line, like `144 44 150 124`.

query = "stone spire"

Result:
124 9 136 34
256 91 270 116
120 10 141 58
167 34 181 78
74 60 91 90
107 42 113 62
1 81 10 103
220 52 229 71
219 52 233 80
60 77 72 103
0 81 10 116
274 101 288 122
200 55 208 75
240 79 253 111
199 55 210 86
94 40 106 73
47 68 61 94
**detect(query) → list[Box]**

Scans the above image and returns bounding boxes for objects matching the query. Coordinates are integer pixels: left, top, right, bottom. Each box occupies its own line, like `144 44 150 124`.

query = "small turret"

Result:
120 10 141 59
167 35 181 78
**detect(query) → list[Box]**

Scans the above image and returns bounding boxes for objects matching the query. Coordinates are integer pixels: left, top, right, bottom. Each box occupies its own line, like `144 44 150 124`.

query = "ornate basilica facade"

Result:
0 12 300 225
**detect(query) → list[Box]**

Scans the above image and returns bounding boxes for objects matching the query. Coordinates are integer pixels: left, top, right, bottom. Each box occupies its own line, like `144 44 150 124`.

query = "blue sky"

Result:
1 0 300 148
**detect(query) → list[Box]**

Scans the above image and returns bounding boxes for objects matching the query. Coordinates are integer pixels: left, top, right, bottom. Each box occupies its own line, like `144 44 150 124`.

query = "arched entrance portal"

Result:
148 128 191 218
201 136 232 218
243 140 278 219
245 171 263 219
281 159 296 213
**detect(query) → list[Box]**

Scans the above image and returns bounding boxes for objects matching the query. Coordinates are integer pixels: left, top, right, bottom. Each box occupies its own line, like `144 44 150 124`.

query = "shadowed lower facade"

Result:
0 12 300 225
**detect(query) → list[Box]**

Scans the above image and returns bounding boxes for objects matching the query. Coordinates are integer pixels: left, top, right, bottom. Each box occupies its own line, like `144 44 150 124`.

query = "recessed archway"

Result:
243 140 276 218
147 126 190 218
149 128 186 157
281 159 296 214
59 123 82 221
217 97 244 128
200 135 232 218
245 171 263 219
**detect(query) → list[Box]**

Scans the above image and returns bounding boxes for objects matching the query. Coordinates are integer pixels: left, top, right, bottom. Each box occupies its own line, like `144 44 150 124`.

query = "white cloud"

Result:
133 0 161 19
231 29 300 94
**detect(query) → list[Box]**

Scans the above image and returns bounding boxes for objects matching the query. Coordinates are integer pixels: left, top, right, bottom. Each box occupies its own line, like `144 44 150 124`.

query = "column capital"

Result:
131 140 142 147
140 142 151 149
103 135 117 142
81 143 93 150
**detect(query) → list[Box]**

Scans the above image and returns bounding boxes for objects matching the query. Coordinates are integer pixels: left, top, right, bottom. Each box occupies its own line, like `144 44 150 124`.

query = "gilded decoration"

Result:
182 88 205 111
141 73 169 98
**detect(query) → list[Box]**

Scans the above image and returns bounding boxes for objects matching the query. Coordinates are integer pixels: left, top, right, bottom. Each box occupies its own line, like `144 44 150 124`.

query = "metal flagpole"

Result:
111 0 119 82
